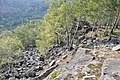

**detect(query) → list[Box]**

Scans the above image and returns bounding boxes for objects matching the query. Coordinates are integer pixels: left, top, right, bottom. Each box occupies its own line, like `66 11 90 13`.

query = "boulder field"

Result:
1 43 120 80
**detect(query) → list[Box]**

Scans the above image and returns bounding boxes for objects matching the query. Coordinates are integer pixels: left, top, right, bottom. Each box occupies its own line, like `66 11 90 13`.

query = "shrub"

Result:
0 33 23 64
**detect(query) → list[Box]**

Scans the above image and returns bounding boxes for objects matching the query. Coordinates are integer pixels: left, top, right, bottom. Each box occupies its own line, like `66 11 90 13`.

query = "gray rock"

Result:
33 64 58 80
8 77 16 80
55 71 71 80
81 67 90 75
33 66 43 71
82 75 96 80
16 68 22 71
103 75 115 80
99 58 120 80
89 60 102 65
62 55 67 59
49 60 56 67
27 71 36 78
54 48 93 80
57 51 63 56
67 48 93 69
112 45 120 51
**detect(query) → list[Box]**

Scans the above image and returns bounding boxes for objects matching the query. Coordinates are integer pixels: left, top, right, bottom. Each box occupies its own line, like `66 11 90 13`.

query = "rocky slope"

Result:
0 20 120 80
44 44 120 80
0 38 120 80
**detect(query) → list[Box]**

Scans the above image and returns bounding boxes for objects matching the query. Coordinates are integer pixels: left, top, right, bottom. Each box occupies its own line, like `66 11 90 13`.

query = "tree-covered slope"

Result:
0 0 120 64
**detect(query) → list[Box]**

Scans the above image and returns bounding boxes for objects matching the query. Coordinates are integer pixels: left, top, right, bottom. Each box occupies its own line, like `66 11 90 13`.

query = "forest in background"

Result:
0 0 120 64
0 0 49 29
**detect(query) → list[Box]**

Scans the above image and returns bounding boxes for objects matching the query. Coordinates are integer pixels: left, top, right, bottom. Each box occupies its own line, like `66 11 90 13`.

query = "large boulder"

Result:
53 48 93 80
99 58 120 80
67 48 92 69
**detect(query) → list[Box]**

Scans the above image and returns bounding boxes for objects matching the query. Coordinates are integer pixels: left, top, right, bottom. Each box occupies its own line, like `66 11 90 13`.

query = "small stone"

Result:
15 74 21 79
50 56 55 61
57 51 63 56
49 60 56 66
4 74 11 79
62 55 67 59
28 71 36 77
39 56 44 61
36 72 41 76
8 77 15 80
81 67 90 75
17 68 22 71
33 66 43 71
82 75 96 80
89 60 101 65
104 75 115 80
97 51 106 58
56 59 63 64
112 45 120 51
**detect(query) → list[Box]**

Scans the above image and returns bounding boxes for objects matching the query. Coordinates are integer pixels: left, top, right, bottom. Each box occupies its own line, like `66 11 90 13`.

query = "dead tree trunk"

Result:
110 13 120 34
66 28 69 49
104 16 112 36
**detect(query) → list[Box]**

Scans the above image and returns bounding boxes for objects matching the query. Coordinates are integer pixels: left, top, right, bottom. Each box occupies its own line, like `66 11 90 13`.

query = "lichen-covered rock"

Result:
53 48 93 80
99 58 120 80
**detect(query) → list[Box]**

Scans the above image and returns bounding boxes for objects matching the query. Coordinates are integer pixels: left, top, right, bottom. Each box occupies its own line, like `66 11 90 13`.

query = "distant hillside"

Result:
0 0 49 29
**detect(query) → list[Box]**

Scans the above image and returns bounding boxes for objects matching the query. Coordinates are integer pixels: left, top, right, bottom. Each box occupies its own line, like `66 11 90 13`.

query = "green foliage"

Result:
36 0 75 52
13 20 42 47
36 26 56 53
37 0 120 53
0 31 23 63
50 70 60 79
0 20 42 63
112 29 120 36
0 0 119 62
